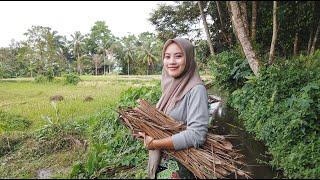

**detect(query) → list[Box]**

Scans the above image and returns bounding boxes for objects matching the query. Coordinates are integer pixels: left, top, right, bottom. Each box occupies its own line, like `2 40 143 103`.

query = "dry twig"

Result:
118 99 251 179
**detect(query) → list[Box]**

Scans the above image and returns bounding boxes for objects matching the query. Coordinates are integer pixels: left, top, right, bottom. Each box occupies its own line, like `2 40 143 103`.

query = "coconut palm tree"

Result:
70 31 84 75
122 35 138 75
137 33 161 75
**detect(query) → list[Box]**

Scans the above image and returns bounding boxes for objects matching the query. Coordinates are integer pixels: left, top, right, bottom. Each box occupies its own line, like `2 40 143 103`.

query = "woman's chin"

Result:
169 72 181 78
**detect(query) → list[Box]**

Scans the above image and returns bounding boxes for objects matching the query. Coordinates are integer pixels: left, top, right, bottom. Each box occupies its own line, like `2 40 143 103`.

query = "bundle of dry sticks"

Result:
118 99 250 179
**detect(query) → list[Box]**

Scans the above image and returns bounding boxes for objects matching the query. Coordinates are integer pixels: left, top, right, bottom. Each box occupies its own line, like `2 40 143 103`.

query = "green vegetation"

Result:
0 1 319 178
0 76 145 130
63 73 81 85
0 111 31 133
69 81 161 179
0 76 160 178
210 50 320 178
208 49 253 93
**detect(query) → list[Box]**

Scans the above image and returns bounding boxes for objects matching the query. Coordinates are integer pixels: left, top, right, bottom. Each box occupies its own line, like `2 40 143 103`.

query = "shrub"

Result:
229 55 320 178
34 70 55 83
63 73 81 85
208 50 253 93
118 83 161 108
69 108 148 178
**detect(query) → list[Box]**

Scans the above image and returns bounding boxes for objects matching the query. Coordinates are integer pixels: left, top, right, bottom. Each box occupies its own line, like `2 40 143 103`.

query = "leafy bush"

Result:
63 73 81 85
69 108 147 179
0 65 9 78
229 55 320 178
118 83 161 108
34 71 55 83
208 50 253 93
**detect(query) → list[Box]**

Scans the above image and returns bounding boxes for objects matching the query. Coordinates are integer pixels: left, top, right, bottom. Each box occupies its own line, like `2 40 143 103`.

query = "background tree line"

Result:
0 1 319 78
149 1 319 75
0 21 163 78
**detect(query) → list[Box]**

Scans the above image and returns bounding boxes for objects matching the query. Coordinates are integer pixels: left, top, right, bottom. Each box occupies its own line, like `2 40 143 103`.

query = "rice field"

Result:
0 75 161 178
0 75 160 131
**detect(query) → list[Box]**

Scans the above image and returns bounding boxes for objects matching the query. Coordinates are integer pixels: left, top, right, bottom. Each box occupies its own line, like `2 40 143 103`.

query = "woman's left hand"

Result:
133 132 155 150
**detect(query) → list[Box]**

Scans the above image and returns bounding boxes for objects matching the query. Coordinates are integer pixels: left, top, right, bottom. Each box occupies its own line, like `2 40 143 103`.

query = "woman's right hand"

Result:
133 132 155 150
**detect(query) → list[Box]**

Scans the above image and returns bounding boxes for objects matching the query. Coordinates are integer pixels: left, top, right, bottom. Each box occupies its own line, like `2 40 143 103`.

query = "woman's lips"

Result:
168 66 178 70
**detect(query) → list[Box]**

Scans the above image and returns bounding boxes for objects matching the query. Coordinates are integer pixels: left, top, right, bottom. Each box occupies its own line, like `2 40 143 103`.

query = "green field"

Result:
0 75 160 130
0 75 160 178
0 74 214 178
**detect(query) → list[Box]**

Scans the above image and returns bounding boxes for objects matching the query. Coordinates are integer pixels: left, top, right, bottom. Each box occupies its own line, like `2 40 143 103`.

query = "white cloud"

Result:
0 1 172 47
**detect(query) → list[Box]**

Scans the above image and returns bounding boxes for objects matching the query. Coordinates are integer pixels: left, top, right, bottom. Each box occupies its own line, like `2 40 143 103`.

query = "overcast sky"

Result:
0 1 175 47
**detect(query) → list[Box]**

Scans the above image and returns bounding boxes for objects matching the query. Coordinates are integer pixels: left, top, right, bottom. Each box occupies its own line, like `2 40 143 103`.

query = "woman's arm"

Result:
171 85 209 150
149 136 175 150
135 132 175 150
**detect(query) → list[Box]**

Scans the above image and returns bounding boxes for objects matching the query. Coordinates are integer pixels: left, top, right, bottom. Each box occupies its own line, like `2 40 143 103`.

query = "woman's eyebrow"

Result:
164 52 183 55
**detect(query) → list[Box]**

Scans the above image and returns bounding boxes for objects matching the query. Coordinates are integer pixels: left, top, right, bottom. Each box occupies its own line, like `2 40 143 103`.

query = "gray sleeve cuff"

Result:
172 131 188 151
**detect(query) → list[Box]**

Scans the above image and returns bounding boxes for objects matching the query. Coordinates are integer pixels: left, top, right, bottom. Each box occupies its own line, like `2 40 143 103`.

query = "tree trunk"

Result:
227 1 238 46
239 1 250 37
127 59 130 75
77 53 81 75
147 56 150 75
216 1 224 28
251 1 257 41
198 1 215 55
216 1 232 47
268 1 278 65
307 30 313 55
310 22 320 55
104 59 106 75
293 32 299 56
229 1 260 76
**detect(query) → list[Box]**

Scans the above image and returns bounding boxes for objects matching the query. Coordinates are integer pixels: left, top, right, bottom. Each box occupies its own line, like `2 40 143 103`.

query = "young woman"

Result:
135 38 209 179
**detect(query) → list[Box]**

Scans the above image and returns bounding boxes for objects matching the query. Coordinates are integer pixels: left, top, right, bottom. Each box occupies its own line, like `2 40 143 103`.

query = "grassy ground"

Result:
0 74 211 178
0 75 160 178
0 75 160 130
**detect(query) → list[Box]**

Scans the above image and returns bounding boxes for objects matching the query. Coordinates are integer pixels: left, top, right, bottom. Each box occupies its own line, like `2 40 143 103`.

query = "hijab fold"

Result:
156 38 203 113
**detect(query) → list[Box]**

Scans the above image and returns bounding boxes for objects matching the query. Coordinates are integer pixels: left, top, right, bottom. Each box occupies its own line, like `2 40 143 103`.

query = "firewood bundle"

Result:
118 99 250 179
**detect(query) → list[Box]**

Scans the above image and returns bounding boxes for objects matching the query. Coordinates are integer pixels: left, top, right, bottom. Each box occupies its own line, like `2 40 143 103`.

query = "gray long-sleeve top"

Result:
168 84 209 151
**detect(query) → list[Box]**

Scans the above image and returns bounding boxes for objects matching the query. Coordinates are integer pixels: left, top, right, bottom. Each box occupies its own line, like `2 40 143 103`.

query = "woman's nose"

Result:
168 56 176 64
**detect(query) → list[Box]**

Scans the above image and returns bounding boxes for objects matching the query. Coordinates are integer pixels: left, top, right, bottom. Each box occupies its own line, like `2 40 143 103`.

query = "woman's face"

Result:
163 42 186 78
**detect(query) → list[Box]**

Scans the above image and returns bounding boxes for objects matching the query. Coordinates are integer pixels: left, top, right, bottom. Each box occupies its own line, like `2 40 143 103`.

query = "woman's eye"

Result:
175 55 182 58
165 56 170 59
